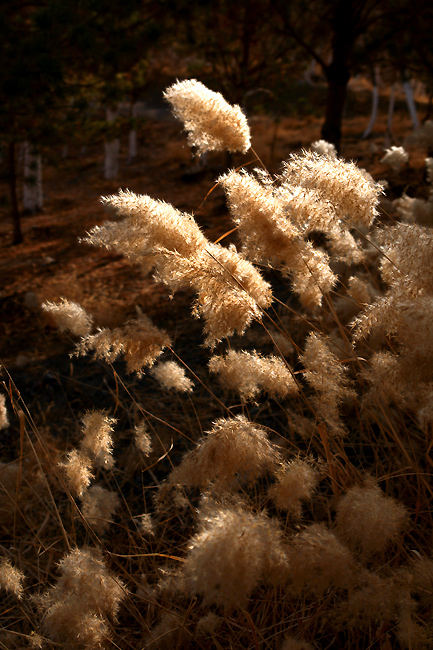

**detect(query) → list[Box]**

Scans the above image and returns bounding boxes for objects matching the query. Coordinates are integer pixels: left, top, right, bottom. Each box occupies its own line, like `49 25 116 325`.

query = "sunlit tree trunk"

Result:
403 77 420 129
385 83 397 146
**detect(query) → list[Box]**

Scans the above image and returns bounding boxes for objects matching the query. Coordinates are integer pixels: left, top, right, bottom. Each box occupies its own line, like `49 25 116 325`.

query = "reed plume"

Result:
164 78 251 154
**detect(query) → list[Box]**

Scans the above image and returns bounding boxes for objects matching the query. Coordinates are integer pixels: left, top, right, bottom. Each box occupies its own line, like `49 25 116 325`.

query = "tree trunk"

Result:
385 84 397 147
128 101 139 163
321 61 350 153
8 141 22 245
104 107 120 179
363 68 380 139
403 78 420 129
320 0 356 153
22 142 43 213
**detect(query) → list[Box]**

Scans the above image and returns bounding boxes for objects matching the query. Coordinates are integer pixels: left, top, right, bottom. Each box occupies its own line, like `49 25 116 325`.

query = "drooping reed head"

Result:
42 298 93 337
381 146 409 172
209 349 298 401
76 313 171 376
150 360 194 393
80 410 116 470
60 449 94 498
81 485 120 535
183 501 288 608
164 78 251 155
0 394 9 430
282 150 382 228
335 480 409 556
0 557 25 599
97 189 208 261
40 548 126 648
268 458 318 516
286 523 356 595
169 415 280 491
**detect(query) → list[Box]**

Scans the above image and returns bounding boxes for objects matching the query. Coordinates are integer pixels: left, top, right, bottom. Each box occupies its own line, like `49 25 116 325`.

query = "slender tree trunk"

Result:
363 67 380 139
321 61 350 153
386 84 397 147
22 142 43 212
320 0 356 153
403 78 419 129
104 107 120 179
128 101 139 163
303 57 320 86
8 141 22 245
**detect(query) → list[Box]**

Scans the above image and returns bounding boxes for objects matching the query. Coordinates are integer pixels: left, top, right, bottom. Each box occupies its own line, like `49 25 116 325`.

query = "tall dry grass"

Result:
1 79 433 650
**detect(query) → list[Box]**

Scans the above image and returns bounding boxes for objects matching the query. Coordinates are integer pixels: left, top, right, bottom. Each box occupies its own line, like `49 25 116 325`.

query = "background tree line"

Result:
1 0 432 243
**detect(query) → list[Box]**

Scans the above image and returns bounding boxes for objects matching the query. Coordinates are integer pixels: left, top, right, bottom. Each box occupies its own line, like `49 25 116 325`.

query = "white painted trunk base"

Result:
128 102 139 162
22 142 43 212
104 107 120 179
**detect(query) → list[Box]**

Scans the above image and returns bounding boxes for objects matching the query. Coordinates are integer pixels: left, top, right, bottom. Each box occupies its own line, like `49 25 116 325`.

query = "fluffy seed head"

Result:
80 411 116 469
302 333 349 395
394 194 433 226
55 548 125 618
347 275 371 305
150 360 194 392
164 78 251 154
335 572 406 629
378 223 433 296
76 314 171 375
282 150 382 227
220 170 343 289
184 502 288 608
289 241 337 308
0 558 25 598
42 298 93 337
134 421 152 456
0 394 9 430
96 189 208 262
310 139 337 158
301 333 355 436
209 349 297 400
361 351 407 406
286 523 355 595
157 243 273 346
169 415 280 491
335 480 409 556
219 169 300 267
60 449 94 498
81 485 120 535
43 604 109 648
87 188 272 346
268 459 318 516
41 548 126 647
196 613 222 638
135 512 155 537
381 146 409 172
